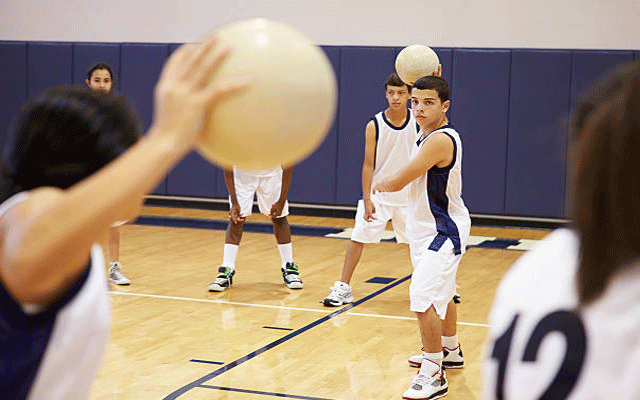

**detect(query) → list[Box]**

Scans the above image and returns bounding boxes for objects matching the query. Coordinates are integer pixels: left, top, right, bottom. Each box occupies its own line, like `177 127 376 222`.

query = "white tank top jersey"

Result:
370 109 419 207
482 228 640 400
0 193 111 400
406 124 470 255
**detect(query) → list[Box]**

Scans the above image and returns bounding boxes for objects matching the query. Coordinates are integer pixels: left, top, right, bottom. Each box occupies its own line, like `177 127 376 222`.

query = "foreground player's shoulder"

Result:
1 188 63 228
489 229 579 325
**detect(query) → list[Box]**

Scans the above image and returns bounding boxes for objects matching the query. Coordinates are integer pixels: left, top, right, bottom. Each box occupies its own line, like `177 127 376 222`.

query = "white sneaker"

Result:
322 281 353 307
409 346 464 369
109 262 130 285
402 368 447 400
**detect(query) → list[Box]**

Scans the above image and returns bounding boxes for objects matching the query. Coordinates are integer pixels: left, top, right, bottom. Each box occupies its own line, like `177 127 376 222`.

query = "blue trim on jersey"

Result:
371 116 379 169
416 123 455 147
423 128 463 255
381 109 411 130
0 261 92 397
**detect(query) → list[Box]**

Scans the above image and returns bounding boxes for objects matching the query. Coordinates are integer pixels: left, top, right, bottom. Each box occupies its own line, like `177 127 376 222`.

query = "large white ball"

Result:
198 18 338 170
395 44 440 85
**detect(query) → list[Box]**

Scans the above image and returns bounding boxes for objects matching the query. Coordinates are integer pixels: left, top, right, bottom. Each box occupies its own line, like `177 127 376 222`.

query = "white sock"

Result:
222 244 238 270
278 243 293 267
419 352 443 376
442 334 459 350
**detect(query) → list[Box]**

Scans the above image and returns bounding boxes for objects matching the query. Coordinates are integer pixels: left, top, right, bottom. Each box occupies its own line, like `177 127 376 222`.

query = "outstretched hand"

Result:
151 36 249 156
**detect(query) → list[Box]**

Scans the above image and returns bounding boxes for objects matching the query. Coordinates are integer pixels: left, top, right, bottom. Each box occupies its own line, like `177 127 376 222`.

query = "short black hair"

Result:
385 72 411 92
86 62 114 81
0 86 140 203
412 76 450 103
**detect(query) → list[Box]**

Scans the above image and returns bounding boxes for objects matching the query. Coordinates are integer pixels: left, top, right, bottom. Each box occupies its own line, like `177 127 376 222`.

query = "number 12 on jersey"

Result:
489 310 587 400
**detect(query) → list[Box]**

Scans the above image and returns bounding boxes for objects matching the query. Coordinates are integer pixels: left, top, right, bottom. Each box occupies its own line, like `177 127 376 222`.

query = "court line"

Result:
161 275 413 399
200 385 334 399
263 326 294 331
133 214 538 251
189 359 223 365
108 290 490 327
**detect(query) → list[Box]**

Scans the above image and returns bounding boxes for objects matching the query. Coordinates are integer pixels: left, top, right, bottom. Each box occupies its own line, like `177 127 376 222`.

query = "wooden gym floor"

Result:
89 205 550 400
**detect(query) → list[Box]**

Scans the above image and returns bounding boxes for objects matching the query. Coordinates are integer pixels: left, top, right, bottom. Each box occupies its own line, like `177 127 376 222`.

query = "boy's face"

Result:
385 85 410 110
86 69 112 93
411 88 449 130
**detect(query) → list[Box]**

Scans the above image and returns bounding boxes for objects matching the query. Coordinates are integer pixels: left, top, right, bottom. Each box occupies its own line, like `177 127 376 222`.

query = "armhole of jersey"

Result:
371 116 379 170
430 131 457 172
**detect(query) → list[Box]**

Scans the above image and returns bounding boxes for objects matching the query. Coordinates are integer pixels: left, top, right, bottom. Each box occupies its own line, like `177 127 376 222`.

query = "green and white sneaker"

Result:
208 266 235 292
282 262 303 289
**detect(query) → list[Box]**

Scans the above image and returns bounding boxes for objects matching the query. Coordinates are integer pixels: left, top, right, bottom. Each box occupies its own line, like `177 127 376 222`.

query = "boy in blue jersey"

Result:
374 76 470 400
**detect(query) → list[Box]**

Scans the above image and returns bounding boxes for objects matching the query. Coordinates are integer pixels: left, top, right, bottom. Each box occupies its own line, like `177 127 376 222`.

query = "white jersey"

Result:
406 124 470 255
370 109 419 207
0 193 111 400
482 228 640 400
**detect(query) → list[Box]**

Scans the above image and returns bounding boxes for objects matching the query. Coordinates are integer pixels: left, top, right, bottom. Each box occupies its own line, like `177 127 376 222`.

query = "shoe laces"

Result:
411 373 431 390
329 285 347 298
217 267 232 278
284 262 299 274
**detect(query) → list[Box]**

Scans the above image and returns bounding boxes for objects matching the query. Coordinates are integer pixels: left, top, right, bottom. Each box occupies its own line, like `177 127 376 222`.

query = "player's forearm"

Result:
361 162 374 200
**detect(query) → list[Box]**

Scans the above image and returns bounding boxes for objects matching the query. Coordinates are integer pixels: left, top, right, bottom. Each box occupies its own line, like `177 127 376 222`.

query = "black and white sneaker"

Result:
208 266 235 292
282 262 303 289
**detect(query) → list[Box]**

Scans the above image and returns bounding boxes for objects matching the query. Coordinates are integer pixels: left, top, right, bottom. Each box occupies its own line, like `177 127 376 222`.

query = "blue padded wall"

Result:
288 46 341 205
2 39 639 219
72 43 121 89
571 51 634 108
165 43 223 198
215 169 228 198
452 49 511 215
27 43 73 100
336 46 403 206
0 42 27 151
433 48 455 122
506 50 572 217
121 43 170 194
167 151 222 197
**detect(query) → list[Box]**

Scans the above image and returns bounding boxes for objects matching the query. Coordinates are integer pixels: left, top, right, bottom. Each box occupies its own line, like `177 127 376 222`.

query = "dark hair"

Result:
569 61 640 305
412 76 450 103
86 62 114 82
385 72 411 91
0 86 140 203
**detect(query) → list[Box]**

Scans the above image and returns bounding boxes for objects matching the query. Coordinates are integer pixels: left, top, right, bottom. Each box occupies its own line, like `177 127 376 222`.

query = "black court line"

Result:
263 326 294 331
200 385 334 399
162 274 412 400
189 359 224 365
133 215 532 250
133 215 344 238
